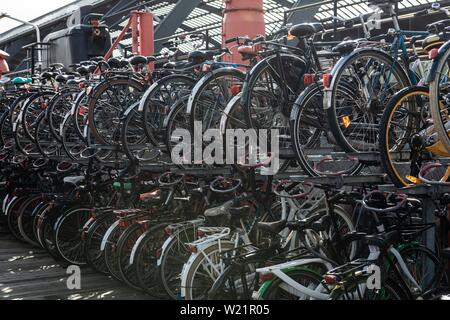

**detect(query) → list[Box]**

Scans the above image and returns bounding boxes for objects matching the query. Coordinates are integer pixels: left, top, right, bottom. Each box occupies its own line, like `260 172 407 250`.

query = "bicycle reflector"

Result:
164 226 173 235
196 229 206 238
324 274 337 285
188 244 198 253
429 48 439 60
342 116 351 129
202 64 212 72
287 31 295 41
259 272 274 282
406 175 420 184
303 74 315 86
231 84 242 95
323 73 332 88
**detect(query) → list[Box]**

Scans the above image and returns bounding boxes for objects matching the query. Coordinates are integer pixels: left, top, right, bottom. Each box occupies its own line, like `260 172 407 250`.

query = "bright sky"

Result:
0 0 75 33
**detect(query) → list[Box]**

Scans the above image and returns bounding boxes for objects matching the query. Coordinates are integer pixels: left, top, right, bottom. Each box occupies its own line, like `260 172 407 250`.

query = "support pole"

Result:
222 0 265 64
137 11 154 70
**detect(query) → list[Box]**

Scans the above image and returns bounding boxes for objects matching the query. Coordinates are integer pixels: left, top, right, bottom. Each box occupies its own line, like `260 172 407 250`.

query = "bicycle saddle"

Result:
63 176 85 187
76 65 90 76
289 23 324 38
55 74 74 83
422 34 445 52
286 214 323 232
129 55 148 66
12 77 33 85
163 61 188 69
0 49 9 59
204 200 234 217
238 46 259 56
188 50 216 63
67 78 84 86
333 39 366 55
40 72 56 80
0 77 11 85
365 230 400 250
107 57 121 68
257 220 287 235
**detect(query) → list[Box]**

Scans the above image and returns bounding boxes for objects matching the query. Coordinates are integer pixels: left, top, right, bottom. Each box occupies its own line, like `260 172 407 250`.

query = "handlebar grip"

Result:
320 17 334 23
414 9 428 17
225 37 239 44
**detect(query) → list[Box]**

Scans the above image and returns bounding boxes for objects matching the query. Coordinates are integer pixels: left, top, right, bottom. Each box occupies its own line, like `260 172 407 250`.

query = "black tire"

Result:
47 89 79 142
54 207 91 265
260 268 323 300
327 49 411 153
87 77 145 146
134 223 172 298
291 82 363 176
7 196 29 241
379 86 433 187
17 194 42 246
84 211 117 274
142 75 195 145
190 68 245 134
116 220 151 290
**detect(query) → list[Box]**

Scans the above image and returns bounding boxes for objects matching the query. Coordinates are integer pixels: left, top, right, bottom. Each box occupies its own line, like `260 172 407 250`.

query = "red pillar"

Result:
131 12 139 55
0 50 10 77
222 0 265 64
138 11 154 70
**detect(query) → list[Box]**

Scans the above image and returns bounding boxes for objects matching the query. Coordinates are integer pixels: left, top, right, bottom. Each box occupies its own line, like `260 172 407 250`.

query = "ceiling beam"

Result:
154 0 203 51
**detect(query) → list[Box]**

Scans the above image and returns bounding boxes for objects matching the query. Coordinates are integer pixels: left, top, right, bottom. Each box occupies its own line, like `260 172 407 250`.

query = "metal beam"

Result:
284 0 321 25
154 0 202 51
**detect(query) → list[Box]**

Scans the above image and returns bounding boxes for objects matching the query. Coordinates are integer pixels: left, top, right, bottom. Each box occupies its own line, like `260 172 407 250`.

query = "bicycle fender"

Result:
427 40 450 83
324 48 407 109
186 68 245 115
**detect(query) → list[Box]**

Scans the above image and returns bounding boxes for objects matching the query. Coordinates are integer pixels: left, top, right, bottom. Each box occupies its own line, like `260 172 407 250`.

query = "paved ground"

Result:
0 222 151 300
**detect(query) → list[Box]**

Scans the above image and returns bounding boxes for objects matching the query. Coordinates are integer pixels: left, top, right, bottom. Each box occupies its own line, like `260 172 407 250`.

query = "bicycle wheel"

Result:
164 96 192 167
61 111 86 161
116 220 152 290
379 86 444 187
182 241 236 300
141 75 195 145
429 45 450 153
47 89 79 142
103 221 126 281
71 90 89 142
84 210 117 274
121 102 156 162
34 112 60 157
395 244 440 294
6 195 29 241
55 207 91 265
17 194 42 246
21 91 55 142
326 49 410 153
132 223 170 297
189 68 245 134
259 268 323 300
291 82 363 176
87 77 145 146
